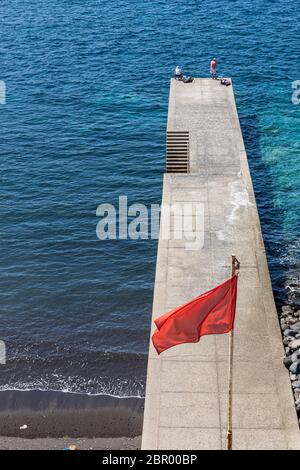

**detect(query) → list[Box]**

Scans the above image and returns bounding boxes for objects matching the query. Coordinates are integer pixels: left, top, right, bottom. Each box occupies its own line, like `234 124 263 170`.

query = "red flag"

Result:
152 275 238 355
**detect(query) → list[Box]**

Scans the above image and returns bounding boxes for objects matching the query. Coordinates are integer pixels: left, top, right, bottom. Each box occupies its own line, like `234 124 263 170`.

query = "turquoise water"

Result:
0 0 299 397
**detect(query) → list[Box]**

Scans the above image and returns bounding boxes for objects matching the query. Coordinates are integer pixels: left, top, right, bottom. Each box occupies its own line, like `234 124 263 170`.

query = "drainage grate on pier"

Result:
166 131 189 173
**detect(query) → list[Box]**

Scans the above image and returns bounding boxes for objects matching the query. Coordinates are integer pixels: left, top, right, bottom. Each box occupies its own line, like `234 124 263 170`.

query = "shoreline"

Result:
0 390 143 440
1 299 299 450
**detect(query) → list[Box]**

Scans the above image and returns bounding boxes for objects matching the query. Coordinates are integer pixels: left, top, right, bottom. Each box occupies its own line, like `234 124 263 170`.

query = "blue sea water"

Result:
0 0 299 397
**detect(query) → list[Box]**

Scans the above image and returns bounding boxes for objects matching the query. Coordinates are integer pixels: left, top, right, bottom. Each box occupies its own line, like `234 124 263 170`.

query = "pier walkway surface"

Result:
141 78 300 450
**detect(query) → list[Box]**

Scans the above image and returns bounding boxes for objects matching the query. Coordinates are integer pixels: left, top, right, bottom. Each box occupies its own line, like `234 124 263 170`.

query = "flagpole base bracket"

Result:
226 430 233 450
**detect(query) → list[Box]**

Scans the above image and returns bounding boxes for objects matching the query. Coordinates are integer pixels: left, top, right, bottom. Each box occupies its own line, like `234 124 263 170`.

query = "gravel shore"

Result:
280 304 300 427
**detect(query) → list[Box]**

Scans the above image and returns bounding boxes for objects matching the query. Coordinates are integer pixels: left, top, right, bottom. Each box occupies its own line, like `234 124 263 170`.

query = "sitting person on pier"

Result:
174 65 183 80
173 65 194 83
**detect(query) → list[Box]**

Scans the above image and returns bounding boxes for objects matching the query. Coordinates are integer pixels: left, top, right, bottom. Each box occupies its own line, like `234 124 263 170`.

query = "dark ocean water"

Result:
0 0 299 398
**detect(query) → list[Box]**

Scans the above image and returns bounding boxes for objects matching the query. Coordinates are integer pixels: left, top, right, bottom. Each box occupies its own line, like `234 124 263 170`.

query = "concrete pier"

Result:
141 79 300 450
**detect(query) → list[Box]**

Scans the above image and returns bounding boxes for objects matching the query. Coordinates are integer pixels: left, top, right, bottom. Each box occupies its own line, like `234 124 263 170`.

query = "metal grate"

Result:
166 131 189 173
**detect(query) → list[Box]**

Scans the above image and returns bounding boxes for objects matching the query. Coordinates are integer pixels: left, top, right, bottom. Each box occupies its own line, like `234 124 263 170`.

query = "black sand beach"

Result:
0 436 141 450
0 390 143 450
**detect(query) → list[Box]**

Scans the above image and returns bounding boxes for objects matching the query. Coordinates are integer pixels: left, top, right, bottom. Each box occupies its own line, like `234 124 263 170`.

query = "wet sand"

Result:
0 390 143 449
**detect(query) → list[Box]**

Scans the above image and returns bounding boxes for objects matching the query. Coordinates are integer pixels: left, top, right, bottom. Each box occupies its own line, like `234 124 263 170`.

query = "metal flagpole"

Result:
226 254 240 451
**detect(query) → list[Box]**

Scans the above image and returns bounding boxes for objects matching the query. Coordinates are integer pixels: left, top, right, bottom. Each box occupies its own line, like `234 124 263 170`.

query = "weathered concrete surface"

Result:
141 79 300 450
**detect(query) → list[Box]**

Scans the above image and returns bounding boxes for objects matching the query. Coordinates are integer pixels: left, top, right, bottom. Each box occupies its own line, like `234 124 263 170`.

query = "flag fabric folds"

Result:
152 275 238 355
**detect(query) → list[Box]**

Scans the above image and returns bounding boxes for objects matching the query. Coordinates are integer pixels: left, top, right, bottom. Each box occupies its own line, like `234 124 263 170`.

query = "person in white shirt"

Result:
174 65 183 80
174 65 194 83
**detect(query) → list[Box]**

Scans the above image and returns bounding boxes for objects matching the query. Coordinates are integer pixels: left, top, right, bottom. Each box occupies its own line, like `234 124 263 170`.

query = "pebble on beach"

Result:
290 363 300 374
